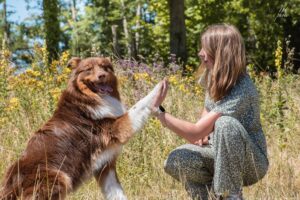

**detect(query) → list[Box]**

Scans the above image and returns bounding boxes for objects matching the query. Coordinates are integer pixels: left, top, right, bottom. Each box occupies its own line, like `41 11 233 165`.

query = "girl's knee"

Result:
215 116 241 128
214 116 246 138
164 145 214 183
164 149 184 180
164 146 199 181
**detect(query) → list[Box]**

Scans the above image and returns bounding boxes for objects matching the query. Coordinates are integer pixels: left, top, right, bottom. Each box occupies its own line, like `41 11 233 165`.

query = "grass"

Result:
0 53 299 199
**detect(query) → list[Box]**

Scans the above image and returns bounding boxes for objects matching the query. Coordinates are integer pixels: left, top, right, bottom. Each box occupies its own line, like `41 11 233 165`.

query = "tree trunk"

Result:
92 0 111 55
134 3 141 58
120 0 132 59
291 21 300 73
43 0 61 62
111 25 120 57
283 17 300 73
3 0 10 48
168 0 187 68
71 0 77 22
70 0 79 55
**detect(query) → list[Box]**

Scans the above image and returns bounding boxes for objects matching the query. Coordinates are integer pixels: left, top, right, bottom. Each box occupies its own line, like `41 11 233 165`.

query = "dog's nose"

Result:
98 73 106 80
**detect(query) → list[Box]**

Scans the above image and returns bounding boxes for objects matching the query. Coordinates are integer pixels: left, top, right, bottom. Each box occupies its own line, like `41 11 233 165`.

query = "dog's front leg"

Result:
110 82 162 144
95 162 127 200
127 82 162 132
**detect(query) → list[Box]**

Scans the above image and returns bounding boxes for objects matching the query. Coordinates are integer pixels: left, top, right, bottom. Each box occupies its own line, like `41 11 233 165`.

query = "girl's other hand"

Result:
194 135 209 146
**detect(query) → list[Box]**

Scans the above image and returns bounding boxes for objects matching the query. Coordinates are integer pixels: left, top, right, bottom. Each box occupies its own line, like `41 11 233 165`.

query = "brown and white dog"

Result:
0 57 161 200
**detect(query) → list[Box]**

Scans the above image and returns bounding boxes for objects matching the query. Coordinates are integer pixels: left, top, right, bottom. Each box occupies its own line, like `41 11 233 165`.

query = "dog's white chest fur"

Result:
92 146 122 172
89 96 126 120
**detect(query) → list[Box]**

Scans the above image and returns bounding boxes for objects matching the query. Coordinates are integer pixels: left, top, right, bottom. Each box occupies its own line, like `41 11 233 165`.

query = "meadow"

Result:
0 47 299 200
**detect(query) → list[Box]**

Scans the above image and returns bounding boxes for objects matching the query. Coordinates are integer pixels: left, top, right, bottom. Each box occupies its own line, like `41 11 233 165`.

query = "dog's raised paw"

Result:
127 82 162 132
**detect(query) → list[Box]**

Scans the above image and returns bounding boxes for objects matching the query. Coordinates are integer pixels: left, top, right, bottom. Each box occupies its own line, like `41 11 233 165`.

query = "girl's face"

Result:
198 48 214 69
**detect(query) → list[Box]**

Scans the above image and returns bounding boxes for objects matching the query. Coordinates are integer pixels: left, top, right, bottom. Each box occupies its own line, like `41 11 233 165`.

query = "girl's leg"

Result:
213 116 268 197
164 144 214 200
185 182 213 200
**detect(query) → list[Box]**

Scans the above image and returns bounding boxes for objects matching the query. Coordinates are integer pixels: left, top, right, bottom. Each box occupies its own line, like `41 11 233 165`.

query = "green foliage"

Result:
1 0 300 71
185 0 228 67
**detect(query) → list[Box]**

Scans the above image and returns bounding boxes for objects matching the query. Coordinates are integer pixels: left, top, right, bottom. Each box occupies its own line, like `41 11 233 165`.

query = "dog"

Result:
0 57 161 200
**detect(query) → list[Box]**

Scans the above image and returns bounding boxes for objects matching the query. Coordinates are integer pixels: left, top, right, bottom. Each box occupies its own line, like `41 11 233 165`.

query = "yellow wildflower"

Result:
168 75 178 85
26 69 41 77
194 85 203 96
149 118 161 128
2 49 11 59
275 40 283 79
247 63 255 79
50 60 60 73
186 65 194 73
41 44 49 65
36 81 45 89
179 84 187 92
25 78 38 87
5 97 20 111
133 73 151 82
61 51 70 64
50 87 62 102
0 117 9 126
118 75 128 84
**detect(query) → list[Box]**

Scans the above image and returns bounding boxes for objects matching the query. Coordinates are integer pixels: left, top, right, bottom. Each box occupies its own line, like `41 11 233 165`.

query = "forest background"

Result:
1 0 300 73
0 0 300 199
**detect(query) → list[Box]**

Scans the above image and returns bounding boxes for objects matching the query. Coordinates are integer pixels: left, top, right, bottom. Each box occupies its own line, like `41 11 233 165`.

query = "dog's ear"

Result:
104 57 111 62
67 57 81 69
103 57 114 71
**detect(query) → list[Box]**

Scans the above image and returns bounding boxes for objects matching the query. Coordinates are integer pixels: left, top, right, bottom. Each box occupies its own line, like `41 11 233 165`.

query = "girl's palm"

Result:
152 78 169 108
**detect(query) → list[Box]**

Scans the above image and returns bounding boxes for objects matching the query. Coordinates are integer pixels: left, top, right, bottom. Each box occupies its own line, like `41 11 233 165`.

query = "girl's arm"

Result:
201 107 209 117
150 79 220 143
157 109 221 143
195 107 211 145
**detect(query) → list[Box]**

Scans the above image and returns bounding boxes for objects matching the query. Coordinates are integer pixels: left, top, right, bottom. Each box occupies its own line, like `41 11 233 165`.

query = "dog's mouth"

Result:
88 82 113 95
97 84 113 94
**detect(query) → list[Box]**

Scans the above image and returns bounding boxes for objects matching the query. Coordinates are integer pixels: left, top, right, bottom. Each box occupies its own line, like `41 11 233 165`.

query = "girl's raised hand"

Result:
152 78 169 109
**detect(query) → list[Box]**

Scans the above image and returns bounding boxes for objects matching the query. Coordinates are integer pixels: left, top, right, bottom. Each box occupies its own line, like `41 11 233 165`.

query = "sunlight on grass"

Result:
0 47 299 199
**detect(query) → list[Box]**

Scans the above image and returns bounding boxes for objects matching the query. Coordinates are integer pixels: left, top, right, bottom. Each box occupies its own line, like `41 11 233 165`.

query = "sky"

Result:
6 0 39 22
6 0 85 23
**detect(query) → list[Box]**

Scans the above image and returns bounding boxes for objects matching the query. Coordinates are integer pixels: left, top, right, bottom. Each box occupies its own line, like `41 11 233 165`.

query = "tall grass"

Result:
0 47 299 199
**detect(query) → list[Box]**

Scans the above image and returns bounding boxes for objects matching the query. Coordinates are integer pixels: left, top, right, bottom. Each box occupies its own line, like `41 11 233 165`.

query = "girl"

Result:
151 24 269 200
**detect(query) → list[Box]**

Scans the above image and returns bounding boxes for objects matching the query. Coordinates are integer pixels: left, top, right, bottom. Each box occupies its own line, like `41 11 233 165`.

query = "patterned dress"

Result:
164 73 269 199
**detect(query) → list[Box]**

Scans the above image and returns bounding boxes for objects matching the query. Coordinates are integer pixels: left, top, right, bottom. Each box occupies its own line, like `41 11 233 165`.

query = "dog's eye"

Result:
104 65 114 73
86 67 93 72
106 67 112 72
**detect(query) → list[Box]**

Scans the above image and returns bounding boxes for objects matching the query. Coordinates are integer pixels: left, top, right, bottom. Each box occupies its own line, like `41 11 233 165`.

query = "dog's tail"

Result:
0 163 22 200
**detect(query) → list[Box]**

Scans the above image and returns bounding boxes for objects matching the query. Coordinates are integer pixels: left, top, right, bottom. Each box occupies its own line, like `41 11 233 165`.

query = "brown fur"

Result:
0 57 135 200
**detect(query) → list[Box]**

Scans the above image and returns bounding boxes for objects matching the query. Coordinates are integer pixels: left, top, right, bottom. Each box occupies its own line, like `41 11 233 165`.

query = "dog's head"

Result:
67 57 120 101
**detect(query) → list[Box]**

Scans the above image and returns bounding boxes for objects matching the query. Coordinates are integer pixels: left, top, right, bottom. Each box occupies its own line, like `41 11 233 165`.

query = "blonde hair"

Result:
200 24 246 101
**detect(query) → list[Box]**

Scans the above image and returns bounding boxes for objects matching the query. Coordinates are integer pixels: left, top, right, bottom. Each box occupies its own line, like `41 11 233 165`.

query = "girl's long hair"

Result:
200 24 246 101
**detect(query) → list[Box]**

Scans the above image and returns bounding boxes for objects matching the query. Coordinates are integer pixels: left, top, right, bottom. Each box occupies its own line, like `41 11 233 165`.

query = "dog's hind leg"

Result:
0 189 17 200
20 169 71 200
21 183 68 200
95 161 127 200
0 162 20 200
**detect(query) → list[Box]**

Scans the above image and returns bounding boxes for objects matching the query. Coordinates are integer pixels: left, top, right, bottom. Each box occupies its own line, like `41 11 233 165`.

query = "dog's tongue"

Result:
99 85 113 94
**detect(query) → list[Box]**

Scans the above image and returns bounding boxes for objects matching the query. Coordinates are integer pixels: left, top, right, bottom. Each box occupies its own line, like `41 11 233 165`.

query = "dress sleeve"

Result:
211 90 247 119
204 92 212 111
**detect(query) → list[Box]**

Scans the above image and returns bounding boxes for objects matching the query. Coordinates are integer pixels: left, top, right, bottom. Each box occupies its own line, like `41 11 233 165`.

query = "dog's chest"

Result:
89 96 126 120
91 145 122 172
